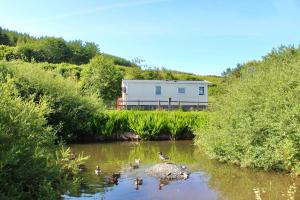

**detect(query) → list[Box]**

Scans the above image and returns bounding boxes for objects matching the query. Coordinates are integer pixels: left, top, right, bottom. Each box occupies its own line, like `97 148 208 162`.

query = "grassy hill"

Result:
0 26 223 104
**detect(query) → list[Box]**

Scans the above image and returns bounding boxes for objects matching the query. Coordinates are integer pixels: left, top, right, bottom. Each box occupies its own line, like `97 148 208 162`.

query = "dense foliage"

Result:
102 110 208 140
0 61 106 142
0 27 98 65
196 46 300 174
81 55 122 103
0 77 88 199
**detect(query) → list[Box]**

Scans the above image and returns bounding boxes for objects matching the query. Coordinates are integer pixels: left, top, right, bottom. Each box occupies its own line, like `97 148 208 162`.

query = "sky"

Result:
1 0 300 75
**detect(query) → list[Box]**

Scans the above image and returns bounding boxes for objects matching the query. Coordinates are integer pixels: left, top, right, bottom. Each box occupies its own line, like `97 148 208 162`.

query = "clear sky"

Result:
1 0 300 75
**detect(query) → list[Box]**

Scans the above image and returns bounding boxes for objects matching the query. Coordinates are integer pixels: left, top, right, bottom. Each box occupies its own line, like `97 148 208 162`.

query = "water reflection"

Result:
65 141 300 200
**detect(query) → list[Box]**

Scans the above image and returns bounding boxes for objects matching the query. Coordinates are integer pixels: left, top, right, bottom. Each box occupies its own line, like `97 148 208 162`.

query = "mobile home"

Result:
120 80 211 110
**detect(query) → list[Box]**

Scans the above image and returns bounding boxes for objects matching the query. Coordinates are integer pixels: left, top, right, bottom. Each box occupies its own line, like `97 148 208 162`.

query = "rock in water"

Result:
145 163 189 180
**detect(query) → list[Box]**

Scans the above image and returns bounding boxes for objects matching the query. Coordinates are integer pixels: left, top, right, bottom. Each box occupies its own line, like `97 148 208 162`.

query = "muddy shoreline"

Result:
74 132 194 143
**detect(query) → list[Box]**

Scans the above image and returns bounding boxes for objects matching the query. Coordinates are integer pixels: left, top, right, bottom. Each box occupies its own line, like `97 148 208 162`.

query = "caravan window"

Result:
199 86 205 95
178 87 185 94
155 86 161 95
122 86 127 94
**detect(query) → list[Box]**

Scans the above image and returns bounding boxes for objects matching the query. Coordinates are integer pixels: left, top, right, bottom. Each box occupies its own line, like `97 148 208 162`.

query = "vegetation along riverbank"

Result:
0 28 213 198
2 25 300 199
196 46 300 175
99 110 209 141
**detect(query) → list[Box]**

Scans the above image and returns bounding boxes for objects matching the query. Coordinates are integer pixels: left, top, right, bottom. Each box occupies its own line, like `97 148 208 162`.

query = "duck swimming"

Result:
112 172 121 179
130 162 139 169
158 152 170 161
159 179 169 190
134 177 143 185
95 165 101 175
135 158 140 165
180 165 187 170
78 164 87 172
134 177 143 190
105 175 118 185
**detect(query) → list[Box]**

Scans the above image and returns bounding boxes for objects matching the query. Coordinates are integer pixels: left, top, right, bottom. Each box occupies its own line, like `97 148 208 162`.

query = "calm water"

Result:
64 141 300 200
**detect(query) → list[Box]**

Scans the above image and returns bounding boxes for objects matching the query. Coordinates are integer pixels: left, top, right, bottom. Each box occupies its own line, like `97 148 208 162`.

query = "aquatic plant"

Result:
103 110 208 139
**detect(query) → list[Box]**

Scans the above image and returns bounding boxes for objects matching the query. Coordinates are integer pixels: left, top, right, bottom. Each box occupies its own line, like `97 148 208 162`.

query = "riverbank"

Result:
78 110 209 142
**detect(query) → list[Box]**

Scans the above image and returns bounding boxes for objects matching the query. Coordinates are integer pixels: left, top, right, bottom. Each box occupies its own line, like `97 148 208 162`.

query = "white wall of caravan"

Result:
122 80 209 106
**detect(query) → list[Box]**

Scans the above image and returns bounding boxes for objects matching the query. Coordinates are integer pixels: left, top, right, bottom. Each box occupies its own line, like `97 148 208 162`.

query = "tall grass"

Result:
102 110 208 140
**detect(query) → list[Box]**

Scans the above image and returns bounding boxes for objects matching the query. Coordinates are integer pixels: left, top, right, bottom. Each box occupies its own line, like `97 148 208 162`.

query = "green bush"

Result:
81 55 122 103
0 71 90 199
0 61 106 142
196 46 300 174
0 78 65 199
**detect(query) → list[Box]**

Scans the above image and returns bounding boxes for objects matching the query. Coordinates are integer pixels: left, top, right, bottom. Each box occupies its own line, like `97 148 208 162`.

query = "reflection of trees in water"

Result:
69 141 299 199
69 141 195 194
192 149 300 200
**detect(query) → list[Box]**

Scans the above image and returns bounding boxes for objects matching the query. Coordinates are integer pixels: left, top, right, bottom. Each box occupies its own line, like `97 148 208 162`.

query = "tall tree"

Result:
67 40 98 65
38 37 72 63
81 55 122 103
0 28 12 46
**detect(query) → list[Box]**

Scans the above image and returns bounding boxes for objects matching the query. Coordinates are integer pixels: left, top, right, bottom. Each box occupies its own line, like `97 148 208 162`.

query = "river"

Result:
64 140 300 200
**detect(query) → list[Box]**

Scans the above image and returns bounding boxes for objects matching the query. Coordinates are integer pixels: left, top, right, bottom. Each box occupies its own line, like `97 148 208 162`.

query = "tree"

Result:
81 55 123 103
0 32 11 46
16 44 35 62
161 67 176 80
124 66 144 79
142 67 163 80
38 37 72 63
67 40 98 65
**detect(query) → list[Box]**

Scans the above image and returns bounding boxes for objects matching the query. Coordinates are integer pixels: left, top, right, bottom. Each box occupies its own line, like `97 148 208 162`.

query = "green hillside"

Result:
0 27 222 104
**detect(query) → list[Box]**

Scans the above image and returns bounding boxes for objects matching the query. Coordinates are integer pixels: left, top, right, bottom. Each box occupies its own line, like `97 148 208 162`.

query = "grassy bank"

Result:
102 110 209 140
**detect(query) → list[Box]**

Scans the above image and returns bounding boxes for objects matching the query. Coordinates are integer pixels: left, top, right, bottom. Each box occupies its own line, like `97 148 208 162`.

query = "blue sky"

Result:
1 0 300 75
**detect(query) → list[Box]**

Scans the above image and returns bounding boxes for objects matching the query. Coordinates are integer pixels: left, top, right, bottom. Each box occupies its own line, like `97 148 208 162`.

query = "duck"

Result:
180 165 187 170
158 152 170 161
135 158 140 165
180 171 189 180
69 151 76 160
159 179 169 190
134 177 143 190
112 172 121 179
135 177 143 185
130 162 139 169
105 175 119 185
95 165 101 175
77 164 87 172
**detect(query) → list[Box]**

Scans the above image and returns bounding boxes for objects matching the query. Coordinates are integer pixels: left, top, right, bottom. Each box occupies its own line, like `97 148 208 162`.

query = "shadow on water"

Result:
64 141 300 200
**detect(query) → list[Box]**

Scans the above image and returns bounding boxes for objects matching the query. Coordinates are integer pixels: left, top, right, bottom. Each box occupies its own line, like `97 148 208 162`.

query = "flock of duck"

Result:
72 151 175 190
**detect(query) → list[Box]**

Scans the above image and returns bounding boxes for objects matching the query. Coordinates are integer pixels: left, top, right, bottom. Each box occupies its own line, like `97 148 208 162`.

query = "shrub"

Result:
0 78 65 199
196 46 300 173
81 55 122 104
0 61 106 142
